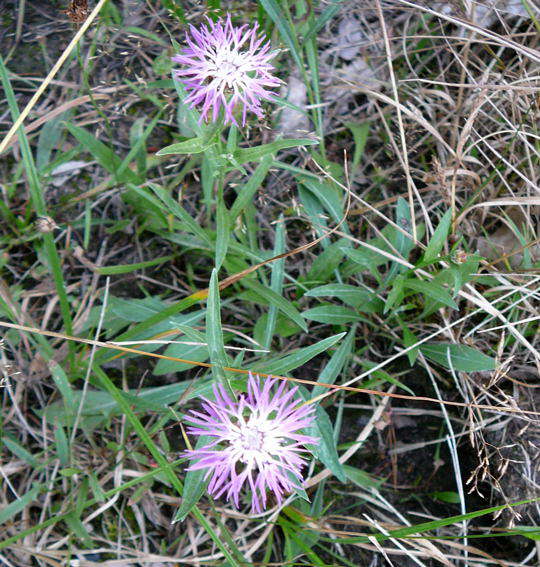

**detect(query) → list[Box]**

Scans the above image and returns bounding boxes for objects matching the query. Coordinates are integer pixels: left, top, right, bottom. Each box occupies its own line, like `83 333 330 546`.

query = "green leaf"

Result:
243 280 307 332
88 472 105 502
146 182 211 245
298 185 330 243
343 246 387 270
160 0 186 22
156 137 214 155
123 184 169 230
304 0 344 42
404 279 458 310
290 479 311 504
282 521 325 566
305 284 382 312
305 241 345 282
54 423 70 466
300 178 344 225
319 498 540 546
420 343 497 372
312 327 355 397
423 209 452 263
230 154 274 219
173 436 211 523
36 110 71 171
49 360 75 411
298 388 347 483
0 484 41 526
440 254 482 294
400 324 420 366
360 360 415 395
512 527 540 541
63 513 92 546
344 121 369 170
384 274 406 313
41 380 216 429
385 197 414 283
95 295 205 365
255 313 301 344
65 124 139 184
3 436 39 467
126 26 166 45
215 201 230 271
257 0 304 70
97 255 174 275
304 305 365 325
252 333 345 375
207 269 228 380
153 341 210 375
172 77 202 137
431 491 461 504
75 478 89 518
121 111 163 179
343 465 383 490
233 138 318 165
106 295 200 324
59 468 81 477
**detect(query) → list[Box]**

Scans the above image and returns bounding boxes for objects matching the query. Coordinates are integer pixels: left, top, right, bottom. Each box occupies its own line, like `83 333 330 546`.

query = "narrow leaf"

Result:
420 343 497 371
207 269 228 380
234 138 317 164
298 387 347 483
230 154 274 219
243 280 307 332
173 436 211 523
253 333 345 375
304 305 366 325
423 209 452 263
147 182 210 245
97 255 174 275
312 327 355 397
305 284 382 312
344 121 369 170
405 279 458 310
257 0 304 70
156 137 213 155
0 484 41 526
304 0 344 42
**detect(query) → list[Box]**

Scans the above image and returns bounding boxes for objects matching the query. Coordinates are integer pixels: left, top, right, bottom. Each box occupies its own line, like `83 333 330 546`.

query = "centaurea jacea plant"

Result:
183 373 316 512
172 15 281 126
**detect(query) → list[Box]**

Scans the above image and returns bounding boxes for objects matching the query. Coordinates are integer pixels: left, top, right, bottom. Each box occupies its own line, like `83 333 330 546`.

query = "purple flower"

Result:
172 15 281 126
182 373 317 512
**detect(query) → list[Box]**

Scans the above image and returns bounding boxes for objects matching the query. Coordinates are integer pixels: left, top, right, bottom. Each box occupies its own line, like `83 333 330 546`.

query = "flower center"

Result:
239 428 265 451
208 49 250 86
220 60 241 76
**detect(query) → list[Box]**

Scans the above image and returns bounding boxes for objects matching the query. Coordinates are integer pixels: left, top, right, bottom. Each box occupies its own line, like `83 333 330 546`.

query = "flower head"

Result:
182 373 316 512
172 15 281 126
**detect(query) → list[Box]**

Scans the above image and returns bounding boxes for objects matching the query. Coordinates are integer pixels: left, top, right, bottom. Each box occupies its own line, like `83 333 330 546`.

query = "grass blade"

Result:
0 56 74 339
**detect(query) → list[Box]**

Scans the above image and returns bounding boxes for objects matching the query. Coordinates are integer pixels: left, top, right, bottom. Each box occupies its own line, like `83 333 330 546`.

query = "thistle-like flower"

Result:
182 373 316 512
172 15 281 126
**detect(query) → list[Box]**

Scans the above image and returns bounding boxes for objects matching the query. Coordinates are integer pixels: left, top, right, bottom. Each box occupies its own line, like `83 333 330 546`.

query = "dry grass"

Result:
0 0 538 565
